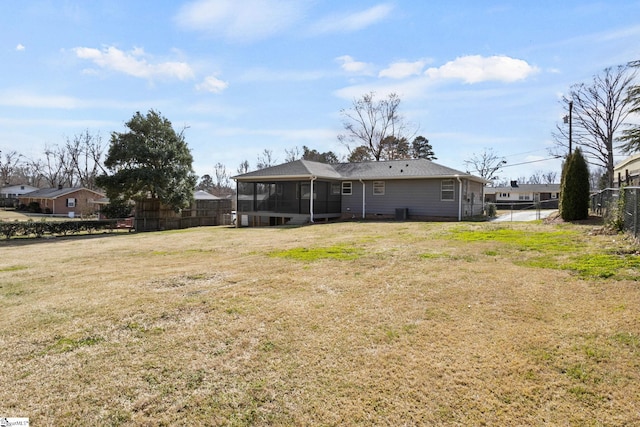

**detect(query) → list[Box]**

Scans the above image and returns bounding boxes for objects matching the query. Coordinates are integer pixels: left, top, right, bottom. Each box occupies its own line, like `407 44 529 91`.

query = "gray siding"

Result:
341 179 461 218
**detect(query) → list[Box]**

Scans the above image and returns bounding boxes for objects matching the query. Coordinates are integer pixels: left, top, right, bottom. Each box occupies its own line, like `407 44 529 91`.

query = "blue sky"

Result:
1 0 640 183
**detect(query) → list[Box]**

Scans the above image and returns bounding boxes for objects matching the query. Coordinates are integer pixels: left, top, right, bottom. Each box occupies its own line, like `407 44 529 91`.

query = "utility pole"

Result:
564 100 573 155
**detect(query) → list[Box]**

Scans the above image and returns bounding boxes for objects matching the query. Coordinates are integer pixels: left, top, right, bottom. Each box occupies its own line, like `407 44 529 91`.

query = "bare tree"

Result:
464 148 506 182
237 160 250 175
552 65 636 187
256 149 276 170
37 145 72 187
338 91 415 161
18 159 45 187
65 130 107 190
284 146 301 163
0 150 23 185
542 171 558 184
527 171 543 184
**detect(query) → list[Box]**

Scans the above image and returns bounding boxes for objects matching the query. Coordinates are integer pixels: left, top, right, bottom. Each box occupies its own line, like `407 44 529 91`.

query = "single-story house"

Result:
194 190 220 200
0 184 39 198
484 181 560 209
614 153 640 187
232 159 488 226
18 186 105 217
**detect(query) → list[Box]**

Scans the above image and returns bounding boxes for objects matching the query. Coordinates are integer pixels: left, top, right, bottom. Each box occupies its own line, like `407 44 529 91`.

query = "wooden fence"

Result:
135 198 232 232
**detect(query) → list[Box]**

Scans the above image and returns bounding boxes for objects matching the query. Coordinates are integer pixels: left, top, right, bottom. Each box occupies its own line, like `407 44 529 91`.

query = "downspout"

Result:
234 179 238 227
359 179 366 219
310 176 316 223
455 175 462 222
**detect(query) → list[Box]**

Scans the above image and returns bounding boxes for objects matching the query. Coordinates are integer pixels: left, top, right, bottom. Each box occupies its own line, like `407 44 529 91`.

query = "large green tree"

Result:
97 110 197 211
559 148 590 221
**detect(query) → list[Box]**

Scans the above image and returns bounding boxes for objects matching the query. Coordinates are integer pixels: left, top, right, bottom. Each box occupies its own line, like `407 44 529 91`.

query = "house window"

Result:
331 183 341 195
66 198 76 207
519 195 530 201
373 181 385 195
441 180 455 201
342 181 352 195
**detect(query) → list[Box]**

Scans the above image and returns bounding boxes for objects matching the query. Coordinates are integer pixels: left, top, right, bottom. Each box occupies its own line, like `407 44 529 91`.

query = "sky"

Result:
1 0 640 184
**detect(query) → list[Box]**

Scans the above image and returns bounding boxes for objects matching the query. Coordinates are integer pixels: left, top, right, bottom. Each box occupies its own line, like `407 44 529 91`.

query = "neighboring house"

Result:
614 153 640 187
0 184 39 207
484 181 560 209
0 184 39 198
194 190 220 200
18 187 105 217
232 159 487 226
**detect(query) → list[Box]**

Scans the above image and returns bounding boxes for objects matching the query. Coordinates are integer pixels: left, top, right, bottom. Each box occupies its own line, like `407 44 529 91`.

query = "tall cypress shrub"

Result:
559 148 590 221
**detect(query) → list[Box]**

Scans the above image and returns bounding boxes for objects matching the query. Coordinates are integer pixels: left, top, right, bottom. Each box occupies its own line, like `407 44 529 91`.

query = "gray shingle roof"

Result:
234 159 485 182
233 160 342 180
20 187 105 199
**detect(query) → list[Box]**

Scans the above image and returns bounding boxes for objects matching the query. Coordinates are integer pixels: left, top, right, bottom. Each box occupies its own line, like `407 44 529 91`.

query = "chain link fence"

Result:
590 187 640 239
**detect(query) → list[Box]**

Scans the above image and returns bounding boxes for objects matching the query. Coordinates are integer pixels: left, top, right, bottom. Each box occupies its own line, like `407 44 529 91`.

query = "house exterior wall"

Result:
0 184 38 198
19 189 102 216
341 178 461 219
614 154 640 187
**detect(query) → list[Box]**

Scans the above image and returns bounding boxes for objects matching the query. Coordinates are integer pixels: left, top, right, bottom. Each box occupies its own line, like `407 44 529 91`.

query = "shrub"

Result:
27 202 42 213
559 148 590 221
485 202 497 218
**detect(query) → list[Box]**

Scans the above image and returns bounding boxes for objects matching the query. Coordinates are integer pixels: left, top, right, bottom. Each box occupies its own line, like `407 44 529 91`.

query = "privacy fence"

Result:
590 187 640 239
135 198 232 232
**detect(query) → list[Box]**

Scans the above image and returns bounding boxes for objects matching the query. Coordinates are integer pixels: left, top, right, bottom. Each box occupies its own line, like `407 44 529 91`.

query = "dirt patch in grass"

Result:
1 221 639 425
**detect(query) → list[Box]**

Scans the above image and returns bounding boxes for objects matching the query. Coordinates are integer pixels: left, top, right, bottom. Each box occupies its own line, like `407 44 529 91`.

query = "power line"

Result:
501 156 562 168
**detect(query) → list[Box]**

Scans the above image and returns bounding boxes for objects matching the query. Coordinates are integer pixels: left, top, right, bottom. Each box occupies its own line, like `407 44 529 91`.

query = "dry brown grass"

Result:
1 221 639 425
0 209 30 221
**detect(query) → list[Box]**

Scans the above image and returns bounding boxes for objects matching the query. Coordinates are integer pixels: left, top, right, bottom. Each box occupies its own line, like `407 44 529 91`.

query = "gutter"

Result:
455 175 462 222
359 179 366 219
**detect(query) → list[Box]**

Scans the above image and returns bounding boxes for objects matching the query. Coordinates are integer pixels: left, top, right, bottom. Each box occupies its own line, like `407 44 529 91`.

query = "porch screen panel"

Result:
237 182 255 211
278 182 299 213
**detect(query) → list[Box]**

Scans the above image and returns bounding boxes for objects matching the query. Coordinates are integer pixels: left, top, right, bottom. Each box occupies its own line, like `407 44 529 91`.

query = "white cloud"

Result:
335 55 374 75
425 55 539 84
310 3 394 34
196 75 229 93
15 44 25 51
175 0 305 42
73 46 195 81
379 60 428 79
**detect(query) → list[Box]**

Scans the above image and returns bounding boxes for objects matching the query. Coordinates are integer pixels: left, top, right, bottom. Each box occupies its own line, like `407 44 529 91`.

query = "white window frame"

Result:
66 198 76 208
441 179 455 201
342 181 352 195
373 181 385 195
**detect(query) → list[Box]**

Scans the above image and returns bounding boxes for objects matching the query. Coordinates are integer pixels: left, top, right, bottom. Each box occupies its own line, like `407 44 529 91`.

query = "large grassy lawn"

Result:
1 220 639 425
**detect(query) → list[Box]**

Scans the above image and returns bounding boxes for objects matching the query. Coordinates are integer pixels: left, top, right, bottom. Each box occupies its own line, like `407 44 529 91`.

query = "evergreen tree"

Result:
97 110 197 212
559 148 590 221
